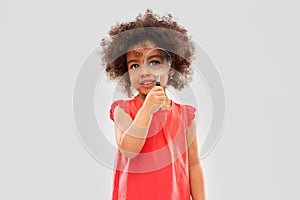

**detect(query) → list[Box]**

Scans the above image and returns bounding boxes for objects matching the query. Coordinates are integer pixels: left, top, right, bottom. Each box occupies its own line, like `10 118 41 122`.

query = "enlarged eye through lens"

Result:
144 48 171 76
144 48 172 86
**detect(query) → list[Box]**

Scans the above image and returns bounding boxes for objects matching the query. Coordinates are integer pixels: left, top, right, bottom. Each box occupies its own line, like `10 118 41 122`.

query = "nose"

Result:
139 64 150 77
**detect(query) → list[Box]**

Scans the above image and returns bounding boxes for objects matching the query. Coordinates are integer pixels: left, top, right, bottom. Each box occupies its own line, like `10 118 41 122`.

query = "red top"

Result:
109 97 196 200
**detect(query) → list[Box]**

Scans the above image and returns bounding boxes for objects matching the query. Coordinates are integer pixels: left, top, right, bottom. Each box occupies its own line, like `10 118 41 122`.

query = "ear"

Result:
169 68 175 76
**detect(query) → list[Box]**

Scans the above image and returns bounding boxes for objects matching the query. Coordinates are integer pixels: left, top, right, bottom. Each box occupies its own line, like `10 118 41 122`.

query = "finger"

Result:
152 86 164 91
156 96 166 102
153 91 165 96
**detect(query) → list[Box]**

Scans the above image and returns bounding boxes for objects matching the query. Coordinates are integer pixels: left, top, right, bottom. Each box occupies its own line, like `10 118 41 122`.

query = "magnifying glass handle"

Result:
156 75 160 86
155 75 162 110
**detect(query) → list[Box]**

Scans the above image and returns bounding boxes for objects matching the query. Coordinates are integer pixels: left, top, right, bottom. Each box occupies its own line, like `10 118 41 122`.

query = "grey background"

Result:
1 0 299 199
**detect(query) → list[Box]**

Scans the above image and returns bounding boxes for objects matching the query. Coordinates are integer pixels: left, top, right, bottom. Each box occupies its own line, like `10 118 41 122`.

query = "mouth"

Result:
139 80 156 87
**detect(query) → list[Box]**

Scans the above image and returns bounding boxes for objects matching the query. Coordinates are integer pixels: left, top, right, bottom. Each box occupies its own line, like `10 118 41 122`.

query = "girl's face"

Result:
126 43 171 96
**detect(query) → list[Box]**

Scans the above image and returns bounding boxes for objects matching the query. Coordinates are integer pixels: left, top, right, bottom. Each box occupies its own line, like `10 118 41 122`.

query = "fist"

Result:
143 86 166 114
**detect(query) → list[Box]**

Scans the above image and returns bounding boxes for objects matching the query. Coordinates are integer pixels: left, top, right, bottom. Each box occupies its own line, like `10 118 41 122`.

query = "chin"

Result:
138 90 150 96
137 88 152 96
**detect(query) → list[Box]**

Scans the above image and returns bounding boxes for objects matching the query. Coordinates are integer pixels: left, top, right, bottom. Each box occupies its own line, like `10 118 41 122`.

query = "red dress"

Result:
109 97 196 200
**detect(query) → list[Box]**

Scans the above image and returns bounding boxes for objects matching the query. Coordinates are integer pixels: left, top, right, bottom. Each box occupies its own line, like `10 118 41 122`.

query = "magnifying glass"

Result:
144 48 172 86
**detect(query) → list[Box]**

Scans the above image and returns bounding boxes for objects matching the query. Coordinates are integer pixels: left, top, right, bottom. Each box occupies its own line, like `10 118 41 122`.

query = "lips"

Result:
140 80 155 85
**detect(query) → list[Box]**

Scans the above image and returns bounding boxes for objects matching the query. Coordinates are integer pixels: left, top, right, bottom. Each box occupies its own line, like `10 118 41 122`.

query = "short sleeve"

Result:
109 100 130 121
184 105 196 127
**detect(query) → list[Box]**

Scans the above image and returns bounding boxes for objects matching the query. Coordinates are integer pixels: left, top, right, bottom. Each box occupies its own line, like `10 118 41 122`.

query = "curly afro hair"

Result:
100 9 195 97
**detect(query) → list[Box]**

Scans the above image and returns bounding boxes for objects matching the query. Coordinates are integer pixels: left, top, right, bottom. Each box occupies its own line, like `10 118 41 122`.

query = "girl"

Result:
101 9 206 200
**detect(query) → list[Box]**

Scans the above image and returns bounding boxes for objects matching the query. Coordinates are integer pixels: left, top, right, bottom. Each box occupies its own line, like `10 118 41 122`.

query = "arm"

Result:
187 119 206 200
113 86 166 159
114 103 153 158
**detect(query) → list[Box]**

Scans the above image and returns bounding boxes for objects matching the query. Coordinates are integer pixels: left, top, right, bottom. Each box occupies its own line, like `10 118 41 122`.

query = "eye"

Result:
149 60 160 66
130 64 139 69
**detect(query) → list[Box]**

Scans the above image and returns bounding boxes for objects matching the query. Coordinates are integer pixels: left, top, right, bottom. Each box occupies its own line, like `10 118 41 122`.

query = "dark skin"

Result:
113 43 206 199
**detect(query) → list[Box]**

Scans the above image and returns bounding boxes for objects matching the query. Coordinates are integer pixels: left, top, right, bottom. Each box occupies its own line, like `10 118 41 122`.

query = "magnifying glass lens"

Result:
144 48 172 86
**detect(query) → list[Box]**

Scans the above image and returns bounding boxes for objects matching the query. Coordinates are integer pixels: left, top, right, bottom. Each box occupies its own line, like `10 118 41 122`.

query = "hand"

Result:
142 86 166 115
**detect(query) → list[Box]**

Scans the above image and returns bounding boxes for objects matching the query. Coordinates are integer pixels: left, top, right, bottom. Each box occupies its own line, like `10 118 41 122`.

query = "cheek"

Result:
160 74 170 85
128 72 138 85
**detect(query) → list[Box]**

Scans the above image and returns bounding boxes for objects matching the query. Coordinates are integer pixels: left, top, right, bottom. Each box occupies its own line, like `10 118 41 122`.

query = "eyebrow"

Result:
146 54 163 60
127 59 140 65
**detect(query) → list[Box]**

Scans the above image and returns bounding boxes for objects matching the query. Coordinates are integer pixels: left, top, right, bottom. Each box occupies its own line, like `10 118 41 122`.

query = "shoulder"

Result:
109 98 140 121
172 101 196 127
109 99 130 121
